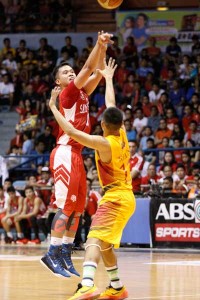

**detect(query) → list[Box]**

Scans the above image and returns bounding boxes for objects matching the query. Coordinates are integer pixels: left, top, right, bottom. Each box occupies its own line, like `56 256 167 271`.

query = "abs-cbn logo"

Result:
155 202 200 223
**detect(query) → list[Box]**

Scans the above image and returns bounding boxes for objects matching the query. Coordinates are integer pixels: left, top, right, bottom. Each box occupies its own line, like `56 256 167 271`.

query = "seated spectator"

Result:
2 51 18 74
1 186 23 244
169 79 185 117
124 119 137 141
0 185 7 228
32 167 53 206
84 156 96 180
148 82 165 104
139 126 154 150
6 145 21 169
173 164 189 195
158 137 172 164
165 107 179 131
122 36 138 68
0 73 14 109
158 165 179 183
171 123 185 141
136 57 154 83
154 118 172 146
14 186 46 244
141 95 152 117
180 151 194 175
107 36 122 62
184 120 200 145
147 105 160 133
178 54 194 81
161 176 174 193
157 92 170 115
15 39 29 64
132 108 148 140
143 138 157 165
56 49 74 67
182 104 196 131
141 164 161 192
173 138 183 163
60 36 78 60
129 140 144 192
188 176 200 199
159 151 177 173
191 34 200 58
0 37 16 60
90 168 100 191
93 86 105 109
114 60 129 91
122 73 135 101
186 163 200 189
166 37 182 63
21 131 34 167
36 124 56 152
185 139 200 162
30 141 50 168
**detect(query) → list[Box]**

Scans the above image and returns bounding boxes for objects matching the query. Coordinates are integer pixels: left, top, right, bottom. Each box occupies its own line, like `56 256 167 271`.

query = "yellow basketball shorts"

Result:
88 189 136 248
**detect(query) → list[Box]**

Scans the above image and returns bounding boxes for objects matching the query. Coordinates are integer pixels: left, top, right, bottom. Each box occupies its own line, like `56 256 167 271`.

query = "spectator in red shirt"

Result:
114 60 129 91
129 140 144 192
173 138 183 163
141 163 161 192
180 151 194 175
166 107 179 131
182 104 196 131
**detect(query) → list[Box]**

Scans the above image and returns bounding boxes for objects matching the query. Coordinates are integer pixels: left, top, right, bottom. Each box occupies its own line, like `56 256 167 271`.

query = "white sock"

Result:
81 261 97 287
50 237 62 245
7 232 13 238
62 236 74 244
17 232 23 238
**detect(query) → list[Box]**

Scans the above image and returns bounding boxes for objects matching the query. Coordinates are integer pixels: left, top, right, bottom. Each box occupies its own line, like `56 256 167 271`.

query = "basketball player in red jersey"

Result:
1 186 23 244
41 31 113 278
14 186 47 244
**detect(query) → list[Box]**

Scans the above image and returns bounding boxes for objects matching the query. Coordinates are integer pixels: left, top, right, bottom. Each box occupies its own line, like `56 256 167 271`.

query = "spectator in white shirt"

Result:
148 82 165 104
132 108 148 140
2 51 18 74
0 73 14 109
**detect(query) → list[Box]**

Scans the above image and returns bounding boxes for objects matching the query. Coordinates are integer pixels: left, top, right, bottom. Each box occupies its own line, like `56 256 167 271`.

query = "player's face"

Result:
56 65 76 86
25 189 34 198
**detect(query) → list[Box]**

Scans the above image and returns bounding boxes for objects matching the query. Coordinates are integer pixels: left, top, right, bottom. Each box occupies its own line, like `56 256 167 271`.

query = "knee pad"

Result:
51 209 69 233
67 212 81 232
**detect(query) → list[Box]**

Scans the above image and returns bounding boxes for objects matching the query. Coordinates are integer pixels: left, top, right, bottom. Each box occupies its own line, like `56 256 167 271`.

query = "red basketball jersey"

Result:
57 81 90 150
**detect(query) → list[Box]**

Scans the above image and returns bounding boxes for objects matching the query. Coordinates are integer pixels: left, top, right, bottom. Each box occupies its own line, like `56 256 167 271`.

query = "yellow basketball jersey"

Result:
95 128 132 191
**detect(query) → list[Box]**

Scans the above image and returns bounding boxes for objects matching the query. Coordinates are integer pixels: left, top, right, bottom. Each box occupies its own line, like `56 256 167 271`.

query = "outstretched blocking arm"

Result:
97 57 117 108
49 87 109 152
74 32 113 90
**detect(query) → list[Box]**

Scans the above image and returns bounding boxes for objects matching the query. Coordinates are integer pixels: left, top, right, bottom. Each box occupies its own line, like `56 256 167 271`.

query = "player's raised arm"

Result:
97 57 117 108
74 32 113 90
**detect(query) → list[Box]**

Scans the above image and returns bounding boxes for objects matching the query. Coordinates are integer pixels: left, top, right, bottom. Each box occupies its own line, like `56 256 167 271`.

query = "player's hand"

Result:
97 57 117 79
49 86 61 108
98 31 113 45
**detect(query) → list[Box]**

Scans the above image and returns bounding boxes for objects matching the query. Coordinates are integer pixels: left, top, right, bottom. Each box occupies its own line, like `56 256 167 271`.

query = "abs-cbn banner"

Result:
116 10 200 51
150 198 200 248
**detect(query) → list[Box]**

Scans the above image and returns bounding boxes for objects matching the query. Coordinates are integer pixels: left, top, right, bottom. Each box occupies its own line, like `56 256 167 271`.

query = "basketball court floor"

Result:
0 244 200 300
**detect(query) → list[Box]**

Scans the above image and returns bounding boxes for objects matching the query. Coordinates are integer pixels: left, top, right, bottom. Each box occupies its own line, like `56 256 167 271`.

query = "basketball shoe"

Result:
61 243 80 277
40 245 71 278
98 285 128 300
67 283 100 300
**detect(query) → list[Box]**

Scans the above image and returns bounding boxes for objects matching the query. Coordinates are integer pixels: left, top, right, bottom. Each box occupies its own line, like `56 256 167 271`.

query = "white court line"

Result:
128 294 200 299
0 255 84 261
145 260 200 266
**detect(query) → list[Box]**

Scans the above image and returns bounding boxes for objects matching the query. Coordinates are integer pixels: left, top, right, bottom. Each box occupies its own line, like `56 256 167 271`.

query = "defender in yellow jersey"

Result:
49 57 136 300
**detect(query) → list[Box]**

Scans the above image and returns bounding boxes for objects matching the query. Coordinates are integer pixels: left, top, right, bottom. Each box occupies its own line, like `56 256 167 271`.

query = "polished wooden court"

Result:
0 244 200 300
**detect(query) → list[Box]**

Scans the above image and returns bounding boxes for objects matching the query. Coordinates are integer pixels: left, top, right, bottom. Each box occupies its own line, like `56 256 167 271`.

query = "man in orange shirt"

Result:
155 118 172 146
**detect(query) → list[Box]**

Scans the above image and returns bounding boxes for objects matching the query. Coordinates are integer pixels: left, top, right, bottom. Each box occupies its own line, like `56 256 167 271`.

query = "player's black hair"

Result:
7 186 16 193
103 107 123 130
52 62 72 81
